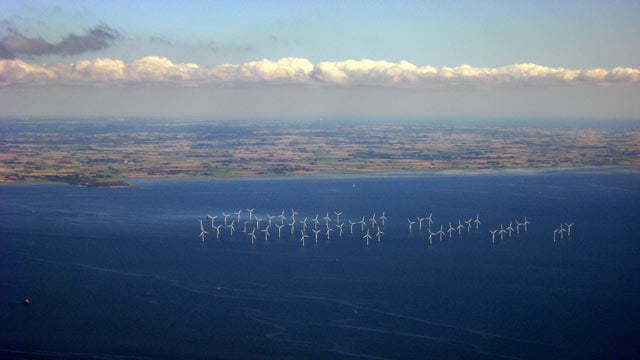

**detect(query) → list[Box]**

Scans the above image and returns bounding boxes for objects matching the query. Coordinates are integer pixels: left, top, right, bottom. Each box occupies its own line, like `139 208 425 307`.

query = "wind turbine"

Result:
262 227 270 241
358 216 366 232
312 214 320 229
457 219 464 236
363 229 373 246
348 220 356 235
247 208 255 222
437 225 445 241
289 220 296 235
234 209 242 224
300 217 308 232
334 211 343 224
207 215 217 229
312 228 321 244
375 227 384 243
408 219 416 233
474 214 481 230
336 222 345 237
227 220 236 236
248 229 256 245
465 218 473 233
515 220 523 235
323 211 332 227
255 217 262 230
523 217 530 231
291 208 299 223
199 220 208 242
222 212 230 226
279 210 286 224
379 211 388 226
553 228 558 243
417 217 425 232
426 212 433 230
266 214 275 228
213 225 222 240
243 221 249 233
498 224 506 240
490 229 497 245
369 213 377 227
565 223 574 237
275 224 285 239
558 224 567 240
506 222 514 238
300 231 308 247
447 222 455 238
427 229 435 246
325 227 334 241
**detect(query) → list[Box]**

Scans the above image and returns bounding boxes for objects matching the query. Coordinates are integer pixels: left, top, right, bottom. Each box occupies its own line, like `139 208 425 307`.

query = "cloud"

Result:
1 56 639 88
0 25 119 59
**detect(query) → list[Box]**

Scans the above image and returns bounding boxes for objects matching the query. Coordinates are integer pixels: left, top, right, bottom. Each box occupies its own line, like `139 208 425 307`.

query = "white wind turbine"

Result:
358 216 367 232
262 227 271 241
199 220 208 242
408 219 416 233
565 223 574 237
427 229 435 246
275 224 285 239
474 214 481 230
234 209 242 224
291 208 299 223
323 211 332 227
207 215 217 229
312 214 320 229
506 222 514 238
227 220 236 236
437 225 445 241
489 229 497 245
279 210 286 224
363 229 373 246
426 212 433 230
334 211 343 224
312 228 321 244
523 217 530 231
417 217 425 232
248 229 256 245
336 222 345 237
379 211 388 226
247 208 255 222
300 217 308 232
266 214 275 228
325 227 334 241
457 219 464 236
375 227 384 243
289 219 296 235
498 224 506 240
222 212 230 226
213 225 222 240
447 222 455 238
348 220 356 235
465 218 473 233
369 213 377 227
300 231 308 247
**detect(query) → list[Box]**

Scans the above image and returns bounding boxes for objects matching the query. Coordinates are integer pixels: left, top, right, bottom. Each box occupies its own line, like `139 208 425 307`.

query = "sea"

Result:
1 168 639 359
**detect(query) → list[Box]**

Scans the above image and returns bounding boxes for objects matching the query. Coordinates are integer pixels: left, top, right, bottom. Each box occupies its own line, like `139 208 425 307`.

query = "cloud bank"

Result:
1 56 639 88
0 25 119 59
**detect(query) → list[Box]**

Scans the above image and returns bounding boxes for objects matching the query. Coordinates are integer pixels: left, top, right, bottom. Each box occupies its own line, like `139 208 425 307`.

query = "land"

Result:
1 118 639 186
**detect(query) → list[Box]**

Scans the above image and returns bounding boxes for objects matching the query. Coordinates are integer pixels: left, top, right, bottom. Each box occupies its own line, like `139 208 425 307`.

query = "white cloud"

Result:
1 57 639 88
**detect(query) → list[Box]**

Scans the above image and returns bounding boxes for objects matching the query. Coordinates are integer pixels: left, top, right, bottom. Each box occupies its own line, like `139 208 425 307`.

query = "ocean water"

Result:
1 168 639 359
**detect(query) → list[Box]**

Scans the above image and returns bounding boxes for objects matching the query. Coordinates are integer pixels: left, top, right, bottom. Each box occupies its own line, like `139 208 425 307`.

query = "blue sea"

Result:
1 168 639 359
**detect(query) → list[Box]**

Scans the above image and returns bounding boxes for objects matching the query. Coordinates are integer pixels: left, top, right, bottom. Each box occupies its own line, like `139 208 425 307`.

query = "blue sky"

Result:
1 0 639 118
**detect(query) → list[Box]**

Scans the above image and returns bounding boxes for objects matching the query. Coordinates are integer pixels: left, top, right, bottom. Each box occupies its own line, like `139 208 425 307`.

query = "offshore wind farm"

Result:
3 167 639 359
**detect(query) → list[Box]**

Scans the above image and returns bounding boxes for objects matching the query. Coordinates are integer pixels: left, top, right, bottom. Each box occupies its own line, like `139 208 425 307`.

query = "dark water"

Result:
1 168 639 359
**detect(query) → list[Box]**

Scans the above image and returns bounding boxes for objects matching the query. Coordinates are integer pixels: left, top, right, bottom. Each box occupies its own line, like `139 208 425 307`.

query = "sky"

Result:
1 0 639 118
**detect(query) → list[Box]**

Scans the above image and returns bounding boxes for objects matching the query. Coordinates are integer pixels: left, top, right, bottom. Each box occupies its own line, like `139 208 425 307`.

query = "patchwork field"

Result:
1 118 639 185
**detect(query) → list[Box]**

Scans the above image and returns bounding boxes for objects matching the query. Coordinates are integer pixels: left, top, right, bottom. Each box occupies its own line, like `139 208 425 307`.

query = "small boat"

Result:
23 298 30 305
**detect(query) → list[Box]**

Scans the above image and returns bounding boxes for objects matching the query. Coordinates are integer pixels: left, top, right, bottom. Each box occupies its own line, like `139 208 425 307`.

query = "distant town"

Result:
1 118 639 186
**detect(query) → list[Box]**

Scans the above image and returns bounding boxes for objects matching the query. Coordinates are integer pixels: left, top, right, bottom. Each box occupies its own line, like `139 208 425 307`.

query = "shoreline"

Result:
2 165 639 186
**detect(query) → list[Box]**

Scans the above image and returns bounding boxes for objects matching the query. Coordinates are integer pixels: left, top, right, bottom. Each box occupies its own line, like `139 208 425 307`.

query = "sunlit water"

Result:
1 168 639 359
